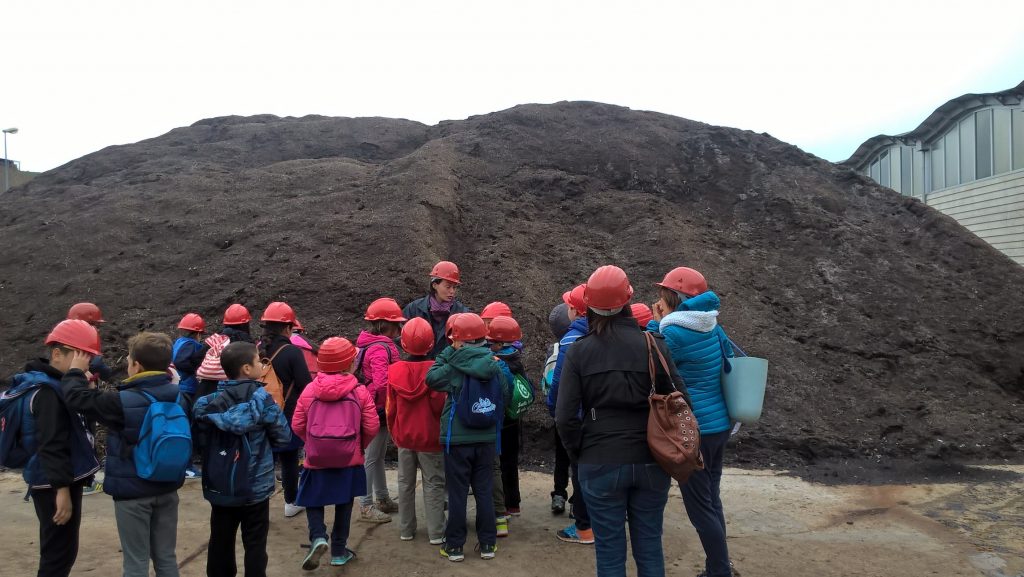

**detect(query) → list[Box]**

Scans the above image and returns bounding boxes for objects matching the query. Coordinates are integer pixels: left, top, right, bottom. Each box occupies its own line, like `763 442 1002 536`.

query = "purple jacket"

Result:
355 331 400 409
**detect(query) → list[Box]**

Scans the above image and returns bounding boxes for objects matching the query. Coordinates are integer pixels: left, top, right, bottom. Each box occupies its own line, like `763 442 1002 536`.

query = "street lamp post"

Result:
3 127 19 193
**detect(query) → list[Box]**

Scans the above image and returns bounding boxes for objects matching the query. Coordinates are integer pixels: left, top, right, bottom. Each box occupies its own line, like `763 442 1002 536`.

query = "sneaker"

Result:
556 524 595 544
82 480 103 496
551 495 566 515
330 549 355 566
400 533 415 541
496 516 509 538
284 503 305 518
301 538 328 570
477 543 497 560
358 504 392 523
184 467 200 480
376 496 399 514
440 544 464 562
507 506 521 516
429 537 446 546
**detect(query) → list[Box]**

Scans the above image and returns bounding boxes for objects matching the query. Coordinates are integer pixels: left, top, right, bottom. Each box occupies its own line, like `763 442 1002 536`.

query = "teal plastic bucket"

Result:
721 357 768 424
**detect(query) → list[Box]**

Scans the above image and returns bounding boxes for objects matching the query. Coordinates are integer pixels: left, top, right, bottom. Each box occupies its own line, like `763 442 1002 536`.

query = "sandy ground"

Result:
0 466 1021 577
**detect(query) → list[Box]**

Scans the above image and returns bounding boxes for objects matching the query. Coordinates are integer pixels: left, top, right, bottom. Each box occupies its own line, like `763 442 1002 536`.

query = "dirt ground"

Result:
1 465 1020 577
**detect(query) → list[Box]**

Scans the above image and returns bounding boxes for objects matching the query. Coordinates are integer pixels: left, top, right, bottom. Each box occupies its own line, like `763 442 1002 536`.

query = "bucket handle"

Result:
717 328 746 375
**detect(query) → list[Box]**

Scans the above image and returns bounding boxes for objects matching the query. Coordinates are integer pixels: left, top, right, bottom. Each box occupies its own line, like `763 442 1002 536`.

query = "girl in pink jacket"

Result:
292 337 379 570
354 298 404 522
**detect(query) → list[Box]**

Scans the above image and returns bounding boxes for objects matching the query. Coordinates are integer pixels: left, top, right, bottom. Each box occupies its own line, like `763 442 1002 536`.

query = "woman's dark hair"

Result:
659 287 682 311
587 306 634 336
260 321 291 355
370 320 402 337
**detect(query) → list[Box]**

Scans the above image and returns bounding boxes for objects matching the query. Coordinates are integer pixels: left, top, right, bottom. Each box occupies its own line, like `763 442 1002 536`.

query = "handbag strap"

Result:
644 332 679 396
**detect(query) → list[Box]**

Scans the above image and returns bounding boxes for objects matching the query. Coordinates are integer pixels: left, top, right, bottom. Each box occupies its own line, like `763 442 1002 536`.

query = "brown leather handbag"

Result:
645 332 704 483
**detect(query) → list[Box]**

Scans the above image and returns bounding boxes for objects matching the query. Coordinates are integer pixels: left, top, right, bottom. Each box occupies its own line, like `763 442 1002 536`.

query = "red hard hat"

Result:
631 303 654 327
486 316 522 343
67 302 105 325
45 319 101 355
261 302 297 324
365 298 407 322
317 337 357 373
562 284 587 316
178 313 206 332
447 313 487 342
655 267 707 297
400 317 435 356
480 301 513 320
223 304 251 325
293 318 304 332
430 261 461 285
585 266 634 312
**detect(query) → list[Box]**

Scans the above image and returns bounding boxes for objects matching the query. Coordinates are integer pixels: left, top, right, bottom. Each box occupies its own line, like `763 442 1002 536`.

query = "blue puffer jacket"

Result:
546 317 588 417
651 291 734 435
193 380 292 505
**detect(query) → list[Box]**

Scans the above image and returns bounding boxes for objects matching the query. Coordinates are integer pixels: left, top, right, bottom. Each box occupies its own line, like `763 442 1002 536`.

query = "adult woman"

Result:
402 261 471 359
556 265 682 577
651 266 735 577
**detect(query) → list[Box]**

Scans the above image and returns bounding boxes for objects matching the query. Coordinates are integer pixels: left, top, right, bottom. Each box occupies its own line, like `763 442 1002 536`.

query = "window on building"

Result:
871 158 881 183
913 148 925 197
931 142 945 191
889 147 902 193
945 128 959 187
901 145 913 194
1014 109 1024 170
994 108 1011 175
976 109 993 179
960 114 976 183
880 151 890 187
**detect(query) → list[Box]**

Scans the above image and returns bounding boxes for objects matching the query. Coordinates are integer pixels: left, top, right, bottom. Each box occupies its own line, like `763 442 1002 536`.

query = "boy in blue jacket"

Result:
172 313 209 403
62 332 185 577
193 341 292 577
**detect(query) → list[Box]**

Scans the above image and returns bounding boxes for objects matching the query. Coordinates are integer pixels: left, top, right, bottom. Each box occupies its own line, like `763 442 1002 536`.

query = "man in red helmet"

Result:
0 320 102 577
402 261 471 359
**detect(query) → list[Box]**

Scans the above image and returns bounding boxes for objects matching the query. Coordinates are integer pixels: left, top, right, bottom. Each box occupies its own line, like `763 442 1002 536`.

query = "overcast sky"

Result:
3 0 1024 172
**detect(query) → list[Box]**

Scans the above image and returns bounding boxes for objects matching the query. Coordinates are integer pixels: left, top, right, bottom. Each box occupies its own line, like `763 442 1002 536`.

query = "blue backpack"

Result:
454 373 503 429
130 390 192 482
0 373 51 469
202 427 254 506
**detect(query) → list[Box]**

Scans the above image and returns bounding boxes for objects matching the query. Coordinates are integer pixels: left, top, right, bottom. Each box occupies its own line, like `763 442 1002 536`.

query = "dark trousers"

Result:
444 443 497 548
32 485 84 577
570 463 591 530
499 420 521 508
552 427 570 498
681 429 732 577
207 499 270 577
276 450 300 504
305 502 354 557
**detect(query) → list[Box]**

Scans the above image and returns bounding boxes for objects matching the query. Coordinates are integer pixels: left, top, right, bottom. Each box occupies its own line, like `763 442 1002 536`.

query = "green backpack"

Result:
505 373 536 419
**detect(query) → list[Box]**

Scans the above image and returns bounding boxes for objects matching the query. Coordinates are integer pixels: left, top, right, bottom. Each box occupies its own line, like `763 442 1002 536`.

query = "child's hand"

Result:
69 350 93 373
53 487 73 525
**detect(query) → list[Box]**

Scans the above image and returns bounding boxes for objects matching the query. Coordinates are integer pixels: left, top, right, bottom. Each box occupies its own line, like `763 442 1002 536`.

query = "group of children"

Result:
0 260 570 577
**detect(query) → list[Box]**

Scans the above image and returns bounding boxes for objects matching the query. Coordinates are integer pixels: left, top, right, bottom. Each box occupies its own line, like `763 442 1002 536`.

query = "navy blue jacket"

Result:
546 317 588 417
62 370 185 500
172 337 208 394
402 295 470 359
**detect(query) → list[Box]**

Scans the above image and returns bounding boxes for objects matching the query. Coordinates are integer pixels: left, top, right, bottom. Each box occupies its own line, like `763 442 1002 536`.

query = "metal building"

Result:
841 81 1024 265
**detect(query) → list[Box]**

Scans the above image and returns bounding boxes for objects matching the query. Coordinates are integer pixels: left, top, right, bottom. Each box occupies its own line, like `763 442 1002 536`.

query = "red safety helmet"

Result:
430 261 461 285
562 284 587 316
486 316 522 343
293 318 304 332
365 298 407 322
400 317 435 356
480 301 513 320
585 266 633 312
447 313 487 342
67 302 105 325
261 302 297 324
444 313 463 339
631 303 654 327
45 319 101 355
317 337 357 373
178 313 206 333
223 304 252 325
655 267 707 297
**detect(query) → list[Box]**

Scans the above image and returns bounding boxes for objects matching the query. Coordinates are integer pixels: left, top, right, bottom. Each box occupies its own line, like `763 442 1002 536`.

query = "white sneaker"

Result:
429 537 446 545
284 502 305 518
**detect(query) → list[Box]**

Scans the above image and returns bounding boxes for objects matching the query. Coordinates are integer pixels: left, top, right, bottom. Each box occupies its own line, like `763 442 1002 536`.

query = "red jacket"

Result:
387 360 446 453
292 372 379 469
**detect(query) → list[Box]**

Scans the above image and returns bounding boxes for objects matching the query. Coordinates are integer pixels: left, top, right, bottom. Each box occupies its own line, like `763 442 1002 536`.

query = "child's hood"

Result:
310 372 360 401
448 345 500 379
356 330 397 349
390 360 434 400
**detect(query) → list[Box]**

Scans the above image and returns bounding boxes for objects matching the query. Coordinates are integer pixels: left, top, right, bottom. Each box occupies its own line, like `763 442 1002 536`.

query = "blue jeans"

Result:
681 429 731 577
305 502 354 557
579 463 671 577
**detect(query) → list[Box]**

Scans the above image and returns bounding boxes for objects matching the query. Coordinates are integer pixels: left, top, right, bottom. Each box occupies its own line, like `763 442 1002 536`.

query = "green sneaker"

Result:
302 538 328 570
330 549 355 566
440 544 464 562
496 515 509 538
477 543 497 560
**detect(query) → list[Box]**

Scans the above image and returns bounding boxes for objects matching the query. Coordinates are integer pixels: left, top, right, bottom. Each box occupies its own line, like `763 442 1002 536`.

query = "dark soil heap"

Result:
2 103 1022 474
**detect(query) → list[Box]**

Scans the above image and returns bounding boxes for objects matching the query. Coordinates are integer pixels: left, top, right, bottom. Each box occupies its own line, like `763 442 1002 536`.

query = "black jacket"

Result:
261 334 312 420
402 296 471 359
555 315 686 464
22 359 88 488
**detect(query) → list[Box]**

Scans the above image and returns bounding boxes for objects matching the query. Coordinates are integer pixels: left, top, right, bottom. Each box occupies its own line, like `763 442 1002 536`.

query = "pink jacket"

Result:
291 372 379 469
355 331 400 409
290 333 319 375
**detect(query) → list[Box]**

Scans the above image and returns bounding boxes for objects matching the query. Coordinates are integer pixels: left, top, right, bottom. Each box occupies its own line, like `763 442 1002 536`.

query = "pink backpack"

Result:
304 394 361 468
